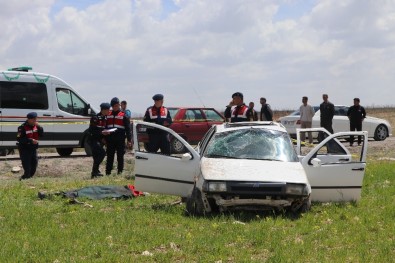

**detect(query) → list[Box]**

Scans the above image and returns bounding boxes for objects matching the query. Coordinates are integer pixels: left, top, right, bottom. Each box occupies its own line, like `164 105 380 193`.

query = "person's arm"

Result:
16 126 30 145
299 106 304 121
362 107 366 120
330 103 335 118
143 109 150 122
347 106 352 120
254 111 258 121
37 124 44 138
310 106 315 117
164 109 172 126
224 106 232 119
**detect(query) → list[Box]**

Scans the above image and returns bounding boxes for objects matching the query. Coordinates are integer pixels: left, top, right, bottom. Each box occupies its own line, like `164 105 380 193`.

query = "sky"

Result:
1 0 395 116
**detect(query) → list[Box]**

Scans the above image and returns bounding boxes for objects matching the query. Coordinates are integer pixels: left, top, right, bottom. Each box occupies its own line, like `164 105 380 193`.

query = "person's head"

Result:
152 94 164 107
249 102 254 108
121 100 127 110
322 94 328 102
100 102 111 115
260 97 266 105
353 98 360 106
110 97 120 111
232 92 244 105
26 112 37 125
302 96 308 105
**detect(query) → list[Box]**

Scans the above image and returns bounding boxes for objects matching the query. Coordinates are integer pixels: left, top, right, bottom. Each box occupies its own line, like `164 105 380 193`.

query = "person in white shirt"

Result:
299 96 315 143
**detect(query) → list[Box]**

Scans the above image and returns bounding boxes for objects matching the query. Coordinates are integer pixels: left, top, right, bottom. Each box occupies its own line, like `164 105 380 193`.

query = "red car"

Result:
138 107 225 153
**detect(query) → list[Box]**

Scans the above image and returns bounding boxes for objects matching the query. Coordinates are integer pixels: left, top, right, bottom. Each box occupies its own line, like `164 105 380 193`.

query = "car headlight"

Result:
285 184 305 195
205 181 227 192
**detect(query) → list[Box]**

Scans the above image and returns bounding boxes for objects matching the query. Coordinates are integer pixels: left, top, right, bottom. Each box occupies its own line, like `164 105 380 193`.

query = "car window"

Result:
168 108 179 120
203 109 224 121
0 81 48 109
56 88 89 116
183 109 205 121
335 106 349 116
204 128 298 162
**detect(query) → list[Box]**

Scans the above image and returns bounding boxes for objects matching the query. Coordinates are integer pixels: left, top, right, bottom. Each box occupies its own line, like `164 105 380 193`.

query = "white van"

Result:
0 67 95 156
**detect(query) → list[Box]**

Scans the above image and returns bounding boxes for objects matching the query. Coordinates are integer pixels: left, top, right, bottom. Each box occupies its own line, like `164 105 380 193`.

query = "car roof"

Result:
216 121 287 133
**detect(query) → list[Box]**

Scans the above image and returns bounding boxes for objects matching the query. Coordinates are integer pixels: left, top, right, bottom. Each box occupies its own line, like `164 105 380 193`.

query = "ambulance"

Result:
0 67 96 156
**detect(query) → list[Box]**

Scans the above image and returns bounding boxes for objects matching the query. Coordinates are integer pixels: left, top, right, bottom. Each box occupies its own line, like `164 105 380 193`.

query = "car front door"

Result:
298 129 368 202
133 121 200 197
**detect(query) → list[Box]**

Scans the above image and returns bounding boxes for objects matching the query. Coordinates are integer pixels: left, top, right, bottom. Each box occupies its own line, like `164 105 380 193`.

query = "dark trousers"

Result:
90 140 106 172
19 147 38 179
350 121 363 145
147 133 170 155
106 138 126 174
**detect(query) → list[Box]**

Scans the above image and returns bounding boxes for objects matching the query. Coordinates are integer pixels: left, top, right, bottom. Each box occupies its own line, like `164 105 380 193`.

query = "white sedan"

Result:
279 105 392 141
133 121 368 215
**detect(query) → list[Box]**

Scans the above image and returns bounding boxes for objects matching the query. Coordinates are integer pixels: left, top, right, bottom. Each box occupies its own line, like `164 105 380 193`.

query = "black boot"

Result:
91 165 103 179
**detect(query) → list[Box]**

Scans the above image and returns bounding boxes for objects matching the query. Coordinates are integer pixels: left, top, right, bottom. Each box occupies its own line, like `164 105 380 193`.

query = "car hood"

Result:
201 157 309 184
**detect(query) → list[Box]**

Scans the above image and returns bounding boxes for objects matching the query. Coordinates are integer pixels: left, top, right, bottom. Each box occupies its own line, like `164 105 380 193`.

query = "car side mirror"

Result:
181 153 192 161
311 158 322 167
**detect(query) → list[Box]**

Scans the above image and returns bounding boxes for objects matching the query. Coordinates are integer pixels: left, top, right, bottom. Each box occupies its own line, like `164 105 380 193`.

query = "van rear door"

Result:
0 77 54 147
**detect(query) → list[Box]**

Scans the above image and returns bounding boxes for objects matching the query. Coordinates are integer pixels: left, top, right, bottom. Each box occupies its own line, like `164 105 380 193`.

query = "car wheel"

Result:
56 148 73 156
186 187 205 216
374 124 388 141
84 137 92 156
171 137 186 154
299 197 311 213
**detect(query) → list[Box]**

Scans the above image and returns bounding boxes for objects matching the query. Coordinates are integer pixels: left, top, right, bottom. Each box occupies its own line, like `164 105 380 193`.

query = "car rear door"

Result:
173 109 210 142
133 121 200 197
299 130 368 202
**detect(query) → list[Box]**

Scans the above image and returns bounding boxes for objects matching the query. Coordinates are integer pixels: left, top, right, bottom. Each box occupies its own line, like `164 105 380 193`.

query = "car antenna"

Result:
192 87 206 107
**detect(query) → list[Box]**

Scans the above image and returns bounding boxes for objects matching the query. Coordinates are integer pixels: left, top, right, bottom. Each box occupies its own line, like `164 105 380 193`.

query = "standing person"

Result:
260 97 273 121
16 112 44 180
319 94 335 134
224 92 249 123
121 100 131 119
347 98 366 146
88 102 111 178
144 94 173 155
246 102 258 121
299 96 316 144
106 97 132 175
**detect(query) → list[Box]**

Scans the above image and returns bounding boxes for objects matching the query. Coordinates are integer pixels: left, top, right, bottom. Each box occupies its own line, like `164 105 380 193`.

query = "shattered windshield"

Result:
204 128 298 162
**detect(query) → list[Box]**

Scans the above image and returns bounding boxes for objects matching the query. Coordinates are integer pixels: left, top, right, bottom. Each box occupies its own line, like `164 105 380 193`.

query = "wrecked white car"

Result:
133 121 368 215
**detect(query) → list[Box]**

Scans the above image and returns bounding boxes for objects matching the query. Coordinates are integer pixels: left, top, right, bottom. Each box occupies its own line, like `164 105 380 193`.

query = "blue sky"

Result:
1 0 395 115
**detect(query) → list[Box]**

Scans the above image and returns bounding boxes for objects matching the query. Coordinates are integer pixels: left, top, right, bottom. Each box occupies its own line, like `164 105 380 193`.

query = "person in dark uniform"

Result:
259 97 273 121
88 102 111 178
106 97 132 175
144 94 172 155
246 101 258 121
16 112 44 180
347 98 366 146
224 92 249 123
320 94 335 134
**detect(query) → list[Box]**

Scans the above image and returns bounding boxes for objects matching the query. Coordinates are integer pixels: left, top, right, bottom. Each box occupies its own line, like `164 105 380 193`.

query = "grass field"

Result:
1 108 394 262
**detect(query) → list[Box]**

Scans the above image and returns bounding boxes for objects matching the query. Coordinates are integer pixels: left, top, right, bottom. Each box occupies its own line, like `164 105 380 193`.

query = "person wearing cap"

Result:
106 97 132 175
16 112 44 180
143 94 172 155
88 102 111 178
347 98 366 146
121 100 131 119
224 92 249 123
259 97 273 121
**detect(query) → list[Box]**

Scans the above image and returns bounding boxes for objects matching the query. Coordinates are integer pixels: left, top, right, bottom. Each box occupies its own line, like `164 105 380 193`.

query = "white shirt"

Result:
300 104 315 122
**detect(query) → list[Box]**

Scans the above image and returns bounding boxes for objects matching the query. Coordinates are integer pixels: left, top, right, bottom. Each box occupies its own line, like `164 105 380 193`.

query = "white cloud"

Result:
1 0 395 114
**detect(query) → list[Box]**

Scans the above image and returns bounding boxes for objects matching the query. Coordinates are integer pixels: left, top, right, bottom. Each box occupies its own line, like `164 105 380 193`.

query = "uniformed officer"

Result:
347 98 366 146
106 97 132 175
143 94 172 155
16 112 44 180
88 102 111 178
224 92 249 123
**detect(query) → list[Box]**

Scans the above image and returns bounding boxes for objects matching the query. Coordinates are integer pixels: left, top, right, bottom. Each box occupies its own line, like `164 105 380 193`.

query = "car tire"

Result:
186 187 205 216
374 124 388 141
56 147 73 157
84 137 92 156
171 137 186 154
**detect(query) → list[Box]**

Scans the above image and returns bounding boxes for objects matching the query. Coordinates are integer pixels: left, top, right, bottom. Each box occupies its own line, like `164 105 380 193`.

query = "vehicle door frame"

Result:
133 121 201 197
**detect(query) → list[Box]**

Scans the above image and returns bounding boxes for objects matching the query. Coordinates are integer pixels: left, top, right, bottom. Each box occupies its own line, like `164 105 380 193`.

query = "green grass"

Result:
1 161 394 262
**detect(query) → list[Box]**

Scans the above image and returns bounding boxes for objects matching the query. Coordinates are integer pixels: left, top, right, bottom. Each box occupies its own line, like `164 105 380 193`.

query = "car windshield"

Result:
204 128 298 162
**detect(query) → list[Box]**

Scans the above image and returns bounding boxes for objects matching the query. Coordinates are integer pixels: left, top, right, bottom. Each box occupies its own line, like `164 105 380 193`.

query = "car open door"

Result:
298 129 368 202
133 121 200 197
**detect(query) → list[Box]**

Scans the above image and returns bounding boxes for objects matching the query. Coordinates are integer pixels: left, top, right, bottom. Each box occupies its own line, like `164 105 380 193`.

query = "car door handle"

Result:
136 156 148 160
339 158 349 161
352 168 365 171
56 115 64 118
185 124 190 127
43 114 51 116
